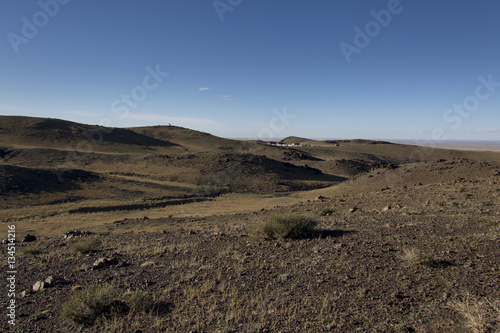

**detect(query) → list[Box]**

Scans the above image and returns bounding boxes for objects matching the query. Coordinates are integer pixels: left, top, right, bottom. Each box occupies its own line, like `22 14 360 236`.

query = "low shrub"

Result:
60 284 122 324
70 238 101 254
317 208 334 216
250 214 317 240
19 243 43 256
124 291 154 313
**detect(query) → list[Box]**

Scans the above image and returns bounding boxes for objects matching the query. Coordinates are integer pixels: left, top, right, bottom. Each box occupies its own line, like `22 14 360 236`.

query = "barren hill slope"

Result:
0 117 342 210
0 116 180 153
312 157 500 199
2 147 499 333
130 125 246 152
1 116 499 215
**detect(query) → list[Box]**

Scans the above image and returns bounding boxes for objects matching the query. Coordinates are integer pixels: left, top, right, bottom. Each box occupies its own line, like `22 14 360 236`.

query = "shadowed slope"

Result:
0 116 179 152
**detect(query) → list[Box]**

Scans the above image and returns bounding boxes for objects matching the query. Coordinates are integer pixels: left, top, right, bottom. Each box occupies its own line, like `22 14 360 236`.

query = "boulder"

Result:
44 276 69 287
22 234 37 242
92 257 119 270
32 276 70 292
32 281 46 292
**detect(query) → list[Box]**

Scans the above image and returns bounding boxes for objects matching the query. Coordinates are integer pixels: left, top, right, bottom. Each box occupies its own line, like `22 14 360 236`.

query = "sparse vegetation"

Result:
18 243 43 256
317 207 334 216
124 291 154 313
69 238 101 254
1 117 500 332
140 261 155 267
449 293 500 333
60 284 122 324
249 214 318 240
61 286 163 328
400 248 432 265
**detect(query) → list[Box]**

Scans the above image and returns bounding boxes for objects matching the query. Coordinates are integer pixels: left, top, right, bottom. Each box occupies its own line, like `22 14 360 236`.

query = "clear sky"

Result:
1 0 499 141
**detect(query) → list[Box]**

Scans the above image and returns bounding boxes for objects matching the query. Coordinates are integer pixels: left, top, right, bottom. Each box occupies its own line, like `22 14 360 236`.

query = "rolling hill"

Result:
1 116 499 213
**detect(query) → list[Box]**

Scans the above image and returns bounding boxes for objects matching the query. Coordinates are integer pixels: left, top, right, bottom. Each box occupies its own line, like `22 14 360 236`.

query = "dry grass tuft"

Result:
18 243 43 256
317 208 334 216
60 284 122 324
249 214 318 240
124 291 154 313
400 248 431 265
61 286 166 329
448 293 500 333
140 261 156 267
70 238 101 254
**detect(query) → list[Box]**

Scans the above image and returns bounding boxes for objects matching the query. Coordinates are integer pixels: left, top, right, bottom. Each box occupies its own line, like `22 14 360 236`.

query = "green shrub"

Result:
70 238 101 254
60 284 122 324
19 243 43 256
124 291 154 313
250 215 318 240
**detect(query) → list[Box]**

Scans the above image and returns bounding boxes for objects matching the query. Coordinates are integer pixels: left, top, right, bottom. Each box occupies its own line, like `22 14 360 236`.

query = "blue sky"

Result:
1 0 499 141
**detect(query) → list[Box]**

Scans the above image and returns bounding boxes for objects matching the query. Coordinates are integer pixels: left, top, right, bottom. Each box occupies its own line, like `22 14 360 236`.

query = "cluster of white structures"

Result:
267 142 301 147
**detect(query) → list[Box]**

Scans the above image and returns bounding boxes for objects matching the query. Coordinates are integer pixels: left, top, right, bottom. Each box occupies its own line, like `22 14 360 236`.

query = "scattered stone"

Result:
22 234 37 242
63 230 93 239
32 276 70 293
316 196 327 201
383 205 391 211
32 281 46 293
92 257 119 270
44 276 55 286
349 207 358 213
44 276 69 287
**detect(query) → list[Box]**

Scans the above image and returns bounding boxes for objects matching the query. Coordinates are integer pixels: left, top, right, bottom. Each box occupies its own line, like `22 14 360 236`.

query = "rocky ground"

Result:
1 117 499 332
2 171 499 333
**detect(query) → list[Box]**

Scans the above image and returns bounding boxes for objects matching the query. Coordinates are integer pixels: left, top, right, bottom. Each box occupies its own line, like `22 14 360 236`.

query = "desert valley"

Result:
1 115 499 332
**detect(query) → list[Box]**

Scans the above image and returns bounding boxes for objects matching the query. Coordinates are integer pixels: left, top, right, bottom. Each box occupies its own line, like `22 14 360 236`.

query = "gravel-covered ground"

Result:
2 171 499 333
